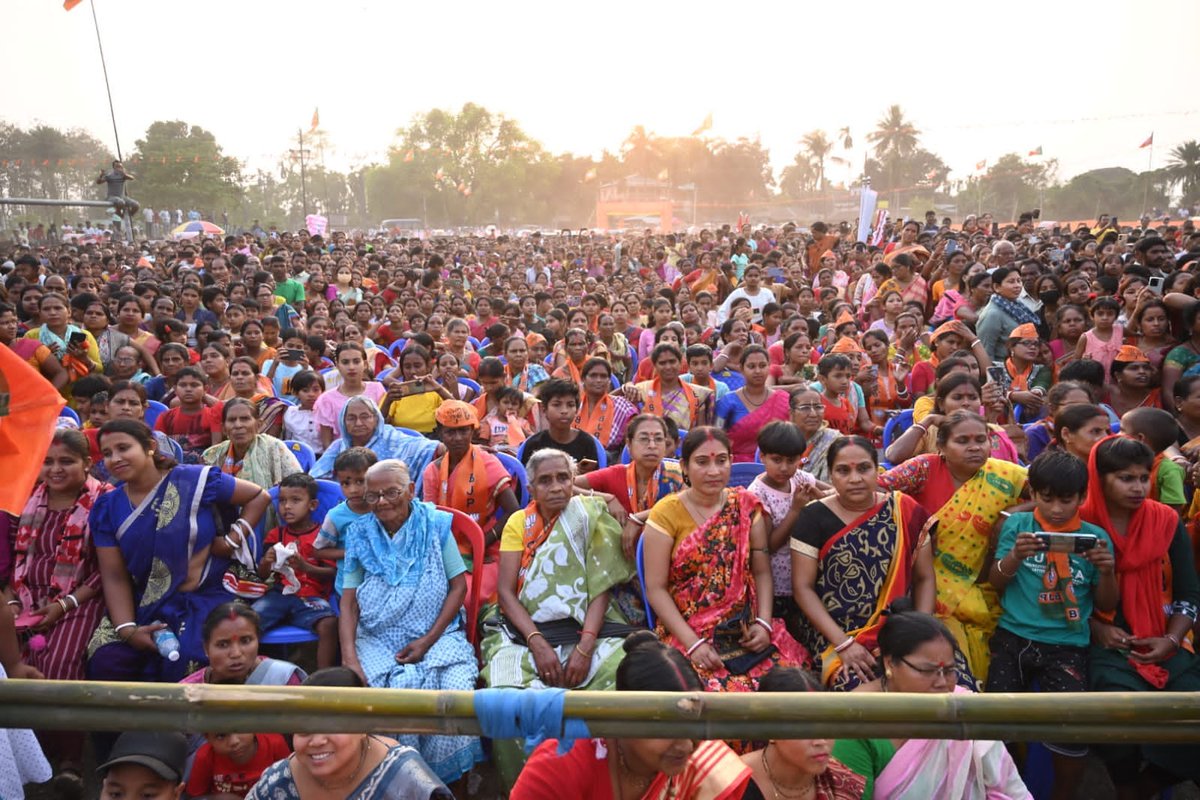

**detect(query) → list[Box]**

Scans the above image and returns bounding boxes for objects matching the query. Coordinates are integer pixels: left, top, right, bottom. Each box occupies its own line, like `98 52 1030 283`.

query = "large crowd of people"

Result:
1 209 1200 799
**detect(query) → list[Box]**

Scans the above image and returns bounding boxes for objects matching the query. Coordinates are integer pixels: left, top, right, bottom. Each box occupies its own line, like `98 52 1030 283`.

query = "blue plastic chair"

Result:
728 462 765 488
881 409 914 452
375 366 396 381
144 400 168 428
753 447 763 464
479 337 491 351
392 426 423 437
610 374 621 390
58 407 81 425
284 440 316 472
468 336 481 350
518 434 607 468
636 534 655 629
258 479 347 645
387 339 408 359
494 451 529 505
458 377 481 394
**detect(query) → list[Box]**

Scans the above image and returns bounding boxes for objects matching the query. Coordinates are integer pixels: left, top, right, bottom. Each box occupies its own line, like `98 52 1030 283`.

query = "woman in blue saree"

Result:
86 419 271 682
339 459 482 786
310 396 442 494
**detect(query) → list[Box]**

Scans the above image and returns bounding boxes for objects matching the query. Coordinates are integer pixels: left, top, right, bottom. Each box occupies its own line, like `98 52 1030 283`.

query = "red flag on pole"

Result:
1139 133 1153 149
1028 146 1042 156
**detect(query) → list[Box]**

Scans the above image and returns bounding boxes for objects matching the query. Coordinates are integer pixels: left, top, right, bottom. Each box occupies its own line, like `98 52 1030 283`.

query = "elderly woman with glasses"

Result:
338 459 481 787
789 386 841 484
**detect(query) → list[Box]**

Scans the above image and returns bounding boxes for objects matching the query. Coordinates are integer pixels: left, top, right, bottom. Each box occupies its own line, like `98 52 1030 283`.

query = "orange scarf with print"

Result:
643 377 698 426
1033 509 1081 623
554 358 584 385
517 502 558 594
1006 358 1034 391
574 394 616 448
437 445 495 535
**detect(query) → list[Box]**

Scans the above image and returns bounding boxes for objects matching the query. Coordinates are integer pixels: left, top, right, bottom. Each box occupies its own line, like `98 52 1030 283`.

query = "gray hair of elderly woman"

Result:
364 458 411 488
525 448 577 483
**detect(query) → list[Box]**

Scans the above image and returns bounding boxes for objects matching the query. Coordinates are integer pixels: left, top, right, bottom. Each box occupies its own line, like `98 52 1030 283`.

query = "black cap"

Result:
97 731 187 782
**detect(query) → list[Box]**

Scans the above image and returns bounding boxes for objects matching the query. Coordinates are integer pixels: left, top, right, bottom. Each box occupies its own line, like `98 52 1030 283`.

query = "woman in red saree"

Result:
511 631 750 800
1081 435 1200 795
791 436 934 689
713 346 791 462
643 428 809 694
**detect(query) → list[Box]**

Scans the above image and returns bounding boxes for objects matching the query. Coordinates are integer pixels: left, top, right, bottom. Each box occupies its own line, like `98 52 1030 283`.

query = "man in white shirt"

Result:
716 262 772 325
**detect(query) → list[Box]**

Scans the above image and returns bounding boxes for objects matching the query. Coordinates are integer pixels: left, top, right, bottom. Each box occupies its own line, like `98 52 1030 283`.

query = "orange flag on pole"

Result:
63 0 84 10
1139 133 1154 149
0 344 66 514
310 108 320 132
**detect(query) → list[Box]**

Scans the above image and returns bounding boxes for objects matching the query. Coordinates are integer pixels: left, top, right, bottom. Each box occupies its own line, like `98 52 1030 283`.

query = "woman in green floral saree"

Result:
482 448 636 692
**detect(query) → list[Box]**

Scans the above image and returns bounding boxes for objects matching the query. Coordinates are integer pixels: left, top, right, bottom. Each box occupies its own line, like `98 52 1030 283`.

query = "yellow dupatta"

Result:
931 458 1027 682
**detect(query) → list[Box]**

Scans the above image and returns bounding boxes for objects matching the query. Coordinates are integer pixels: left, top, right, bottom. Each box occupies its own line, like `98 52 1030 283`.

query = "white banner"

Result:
857 188 877 243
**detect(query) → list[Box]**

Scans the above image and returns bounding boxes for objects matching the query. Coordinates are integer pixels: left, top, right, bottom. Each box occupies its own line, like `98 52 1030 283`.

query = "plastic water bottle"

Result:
152 625 181 662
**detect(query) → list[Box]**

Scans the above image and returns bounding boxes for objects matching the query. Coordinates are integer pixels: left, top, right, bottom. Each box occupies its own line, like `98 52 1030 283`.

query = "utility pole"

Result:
289 129 312 217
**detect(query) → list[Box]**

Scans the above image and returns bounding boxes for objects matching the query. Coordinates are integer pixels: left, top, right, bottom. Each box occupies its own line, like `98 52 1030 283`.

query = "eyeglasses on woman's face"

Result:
898 656 955 680
792 403 822 414
363 487 406 506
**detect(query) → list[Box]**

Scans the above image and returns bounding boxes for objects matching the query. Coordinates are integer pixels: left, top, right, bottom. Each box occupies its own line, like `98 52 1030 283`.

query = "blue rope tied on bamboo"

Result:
473 687 591 755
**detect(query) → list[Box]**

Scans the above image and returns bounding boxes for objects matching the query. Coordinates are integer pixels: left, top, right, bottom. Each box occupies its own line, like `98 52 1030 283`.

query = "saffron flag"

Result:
310 108 319 132
1028 145 1043 156
63 0 83 10
0 344 66 515
692 113 713 137
1140 133 1154 149
975 159 987 171
403 149 414 163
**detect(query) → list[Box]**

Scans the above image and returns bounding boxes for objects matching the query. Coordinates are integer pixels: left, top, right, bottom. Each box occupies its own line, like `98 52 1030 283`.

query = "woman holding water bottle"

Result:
86 419 270 682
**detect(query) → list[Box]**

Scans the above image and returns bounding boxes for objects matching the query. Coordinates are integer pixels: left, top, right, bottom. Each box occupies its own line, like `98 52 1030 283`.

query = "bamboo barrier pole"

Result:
0 681 1196 743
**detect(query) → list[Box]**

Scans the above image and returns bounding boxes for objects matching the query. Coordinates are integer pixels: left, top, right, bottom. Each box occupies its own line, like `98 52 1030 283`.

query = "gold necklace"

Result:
761 745 816 799
312 736 370 793
615 742 659 800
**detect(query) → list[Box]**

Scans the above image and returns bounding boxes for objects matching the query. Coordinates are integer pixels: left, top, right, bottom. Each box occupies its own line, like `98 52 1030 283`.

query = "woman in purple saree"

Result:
85 419 270 682
714 346 791 463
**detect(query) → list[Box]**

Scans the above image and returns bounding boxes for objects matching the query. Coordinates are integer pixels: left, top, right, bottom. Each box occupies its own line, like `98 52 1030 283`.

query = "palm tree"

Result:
867 105 920 198
837 126 853 150
621 125 661 179
801 130 834 191
1167 140 1200 203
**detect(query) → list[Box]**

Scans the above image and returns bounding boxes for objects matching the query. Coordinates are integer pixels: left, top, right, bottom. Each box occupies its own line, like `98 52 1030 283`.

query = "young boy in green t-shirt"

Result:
1121 407 1187 514
987 449 1117 800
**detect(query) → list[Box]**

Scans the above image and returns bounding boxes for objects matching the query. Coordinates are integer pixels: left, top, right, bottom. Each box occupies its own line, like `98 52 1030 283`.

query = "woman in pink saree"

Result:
713 346 791 462
832 602 1029 799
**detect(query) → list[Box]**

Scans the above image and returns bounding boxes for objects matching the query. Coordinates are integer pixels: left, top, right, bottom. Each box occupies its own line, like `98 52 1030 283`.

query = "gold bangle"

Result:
526 630 546 645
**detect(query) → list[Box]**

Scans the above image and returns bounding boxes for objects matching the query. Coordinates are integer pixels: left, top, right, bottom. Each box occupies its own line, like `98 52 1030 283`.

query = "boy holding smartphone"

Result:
987 449 1117 798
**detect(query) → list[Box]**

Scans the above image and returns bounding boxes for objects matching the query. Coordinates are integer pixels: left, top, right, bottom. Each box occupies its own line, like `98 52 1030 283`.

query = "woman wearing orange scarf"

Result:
627 343 714 432
421 401 521 608
573 358 638 455
1080 435 1200 795
1005 323 1053 421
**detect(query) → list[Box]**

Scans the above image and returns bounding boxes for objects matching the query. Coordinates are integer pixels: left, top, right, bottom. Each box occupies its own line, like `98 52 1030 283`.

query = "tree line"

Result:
2 105 1198 230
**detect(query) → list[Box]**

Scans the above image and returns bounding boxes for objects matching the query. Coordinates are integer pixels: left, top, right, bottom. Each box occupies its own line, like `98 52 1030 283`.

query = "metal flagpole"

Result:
89 0 122 160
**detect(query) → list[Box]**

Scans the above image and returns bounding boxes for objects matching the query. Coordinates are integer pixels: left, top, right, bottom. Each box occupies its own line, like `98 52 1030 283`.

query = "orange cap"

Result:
1008 323 1039 340
830 336 866 355
1114 345 1149 364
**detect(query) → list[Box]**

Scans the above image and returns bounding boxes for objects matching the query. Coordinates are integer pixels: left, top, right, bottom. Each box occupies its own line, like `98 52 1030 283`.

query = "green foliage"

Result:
0 122 113 217
131 121 242 212
1167 140 1200 205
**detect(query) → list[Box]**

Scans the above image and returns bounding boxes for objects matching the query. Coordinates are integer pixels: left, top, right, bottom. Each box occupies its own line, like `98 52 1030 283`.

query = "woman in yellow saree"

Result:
878 411 1027 683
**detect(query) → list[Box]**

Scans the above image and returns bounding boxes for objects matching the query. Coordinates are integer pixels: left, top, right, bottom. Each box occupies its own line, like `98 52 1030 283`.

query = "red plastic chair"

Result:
436 505 486 655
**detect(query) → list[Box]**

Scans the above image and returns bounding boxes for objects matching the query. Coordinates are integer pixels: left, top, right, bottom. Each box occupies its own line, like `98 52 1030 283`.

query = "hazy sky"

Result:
6 0 1199 186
